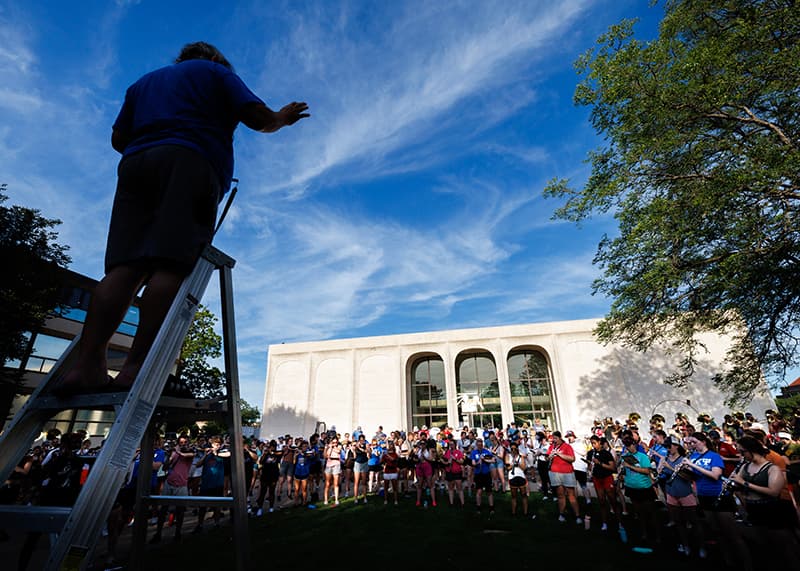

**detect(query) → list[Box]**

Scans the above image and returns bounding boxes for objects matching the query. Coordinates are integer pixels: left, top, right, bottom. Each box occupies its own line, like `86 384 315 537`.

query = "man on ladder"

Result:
55 41 309 397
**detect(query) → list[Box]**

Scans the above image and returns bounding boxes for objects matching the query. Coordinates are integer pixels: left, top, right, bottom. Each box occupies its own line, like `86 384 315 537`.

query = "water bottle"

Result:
423 500 428 509
79 463 90 486
619 526 628 544
584 514 591 531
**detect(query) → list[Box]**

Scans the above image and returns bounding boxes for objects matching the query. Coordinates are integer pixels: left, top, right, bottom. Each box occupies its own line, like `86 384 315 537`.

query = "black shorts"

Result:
697 494 735 513
625 486 656 502
575 470 587 486
445 472 463 482
509 476 527 488
474 472 493 492
105 145 221 275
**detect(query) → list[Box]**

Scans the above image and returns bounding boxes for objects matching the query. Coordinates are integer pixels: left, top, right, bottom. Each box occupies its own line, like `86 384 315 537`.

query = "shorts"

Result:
474 472 493 492
593 475 615 493
445 472 463 482
324 464 342 476
279 462 293 477
383 473 398 481
666 493 698 507
697 494 735 512
368 464 382 472
625 486 656 502
509 476 527 489
415 461 433 480
574 470 587 486
354 461 369 474
200 486 224 498
106 145 221 274
161 482 189 497
548 471 576 488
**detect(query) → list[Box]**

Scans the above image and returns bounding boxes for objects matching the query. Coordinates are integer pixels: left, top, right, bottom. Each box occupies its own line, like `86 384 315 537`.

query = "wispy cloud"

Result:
234 0 590 195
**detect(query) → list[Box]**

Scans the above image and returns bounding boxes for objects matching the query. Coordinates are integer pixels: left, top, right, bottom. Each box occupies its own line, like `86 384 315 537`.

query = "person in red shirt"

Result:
547 431 582 524
709 430 740 477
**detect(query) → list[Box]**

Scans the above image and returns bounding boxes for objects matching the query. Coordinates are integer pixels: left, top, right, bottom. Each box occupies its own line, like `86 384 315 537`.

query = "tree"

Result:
544 1 800 406
178 305 225 399
240 398 261 426
1 185 71 419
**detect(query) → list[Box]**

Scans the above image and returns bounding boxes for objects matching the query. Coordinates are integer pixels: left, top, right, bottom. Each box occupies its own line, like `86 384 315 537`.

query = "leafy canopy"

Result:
1 184 71 370
544 1 800 405
178 305 225 399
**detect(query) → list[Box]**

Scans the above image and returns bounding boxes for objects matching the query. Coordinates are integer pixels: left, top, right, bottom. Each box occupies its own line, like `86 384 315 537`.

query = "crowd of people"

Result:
3 407 800 568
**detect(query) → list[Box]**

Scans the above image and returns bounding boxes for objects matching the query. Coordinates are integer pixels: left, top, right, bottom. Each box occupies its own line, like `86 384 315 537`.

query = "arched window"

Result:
456 352 501 429
410 357 447 429
507 349 556 430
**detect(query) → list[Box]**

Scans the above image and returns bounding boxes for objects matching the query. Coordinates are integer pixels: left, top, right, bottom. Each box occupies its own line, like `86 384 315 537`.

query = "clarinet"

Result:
667 453 691 483
715 458 747 506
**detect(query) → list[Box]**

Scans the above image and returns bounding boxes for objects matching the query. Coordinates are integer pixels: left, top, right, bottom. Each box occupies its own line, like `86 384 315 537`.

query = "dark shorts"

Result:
105 145 221 275
575 470 587 486
625 486 656 502
445 472 463 482
200 486 224 497
474 472 493 492
697 494 735 513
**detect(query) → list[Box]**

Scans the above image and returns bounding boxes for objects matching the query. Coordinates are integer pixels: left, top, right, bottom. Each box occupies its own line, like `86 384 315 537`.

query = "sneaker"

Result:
601 523 608 531
268 507 274 513
677 544 685 554
698 548 707 559
416 501 421 507
576 517 583 525
586 498 592 504
432 501 437 507
558 514 566 523
531 514 537 520
256 508 263 517
665 520 676 528
553 496 559 502
394 501 398 506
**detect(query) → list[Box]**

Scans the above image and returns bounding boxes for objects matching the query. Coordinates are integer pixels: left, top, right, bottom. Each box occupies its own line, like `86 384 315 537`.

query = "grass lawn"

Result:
142 490 718 570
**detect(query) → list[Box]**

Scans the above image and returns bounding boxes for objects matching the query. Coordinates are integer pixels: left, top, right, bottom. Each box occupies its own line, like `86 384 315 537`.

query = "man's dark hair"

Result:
175 42 233 70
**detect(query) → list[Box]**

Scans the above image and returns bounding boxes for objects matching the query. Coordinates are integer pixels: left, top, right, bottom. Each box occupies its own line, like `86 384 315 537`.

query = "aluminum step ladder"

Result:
0 245 249 571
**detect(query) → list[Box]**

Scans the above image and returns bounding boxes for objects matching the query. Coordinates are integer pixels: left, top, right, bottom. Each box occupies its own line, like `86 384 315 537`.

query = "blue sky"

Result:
4 1 791 407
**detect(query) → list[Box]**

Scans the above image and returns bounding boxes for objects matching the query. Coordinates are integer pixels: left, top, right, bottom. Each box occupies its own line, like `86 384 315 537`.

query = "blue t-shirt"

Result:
650 443 668 480
113 59 264 192
294 453 311 478
470 449 494 475
200 453 225 490
689 450 724 496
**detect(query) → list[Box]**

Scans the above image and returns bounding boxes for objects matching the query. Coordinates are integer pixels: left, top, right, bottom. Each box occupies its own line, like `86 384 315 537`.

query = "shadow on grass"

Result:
141 491 717 570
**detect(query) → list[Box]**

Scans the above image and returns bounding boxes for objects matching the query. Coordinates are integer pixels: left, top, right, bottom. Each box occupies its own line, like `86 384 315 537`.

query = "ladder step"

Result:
145 495 234 508
0 505 71 533
28 394 228 412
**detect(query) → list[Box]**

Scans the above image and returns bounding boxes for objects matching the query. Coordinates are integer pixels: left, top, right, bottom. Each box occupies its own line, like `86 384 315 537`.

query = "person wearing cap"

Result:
565 431 592 506
659 437 700 556
587 435 620 531
547 431 582 524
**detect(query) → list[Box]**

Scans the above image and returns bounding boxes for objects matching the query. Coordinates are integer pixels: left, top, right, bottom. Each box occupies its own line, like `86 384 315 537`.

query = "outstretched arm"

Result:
240 101 310 133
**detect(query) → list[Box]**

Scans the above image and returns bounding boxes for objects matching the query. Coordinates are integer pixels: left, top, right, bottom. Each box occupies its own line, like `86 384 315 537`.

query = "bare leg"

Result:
58 265 147 391
59 267 184 393
116 269 185 383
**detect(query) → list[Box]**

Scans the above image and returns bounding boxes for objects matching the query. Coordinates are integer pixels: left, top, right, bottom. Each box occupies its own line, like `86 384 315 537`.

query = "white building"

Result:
259 318 774 438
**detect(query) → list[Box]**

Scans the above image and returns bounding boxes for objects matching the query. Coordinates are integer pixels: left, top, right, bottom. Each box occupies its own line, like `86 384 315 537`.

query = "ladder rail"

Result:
45 252 217 570
0 246 248 571
0 337 80 484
